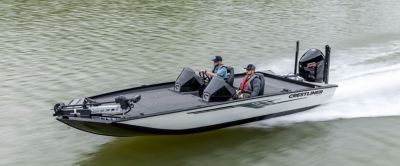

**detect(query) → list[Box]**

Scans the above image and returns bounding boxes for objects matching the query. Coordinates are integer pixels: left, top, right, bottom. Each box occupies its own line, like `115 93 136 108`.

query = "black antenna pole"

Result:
324 45 331 84
294 41 299 75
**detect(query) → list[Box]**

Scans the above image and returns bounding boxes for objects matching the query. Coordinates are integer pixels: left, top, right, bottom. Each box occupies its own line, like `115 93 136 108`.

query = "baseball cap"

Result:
244 64 256 70
211 56 223 62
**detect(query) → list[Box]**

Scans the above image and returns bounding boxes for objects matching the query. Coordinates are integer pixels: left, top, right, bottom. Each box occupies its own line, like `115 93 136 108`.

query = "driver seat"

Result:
225 66 234 86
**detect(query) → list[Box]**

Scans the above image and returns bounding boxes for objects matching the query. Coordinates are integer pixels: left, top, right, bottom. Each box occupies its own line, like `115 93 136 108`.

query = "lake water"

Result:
1 0 400 165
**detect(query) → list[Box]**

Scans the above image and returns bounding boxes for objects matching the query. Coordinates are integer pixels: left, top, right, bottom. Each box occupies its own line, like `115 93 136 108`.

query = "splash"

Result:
254 42 400 127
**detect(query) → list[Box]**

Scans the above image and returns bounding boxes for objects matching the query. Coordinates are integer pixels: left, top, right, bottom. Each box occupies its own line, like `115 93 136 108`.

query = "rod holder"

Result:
294 41 299 75
324 45 331 84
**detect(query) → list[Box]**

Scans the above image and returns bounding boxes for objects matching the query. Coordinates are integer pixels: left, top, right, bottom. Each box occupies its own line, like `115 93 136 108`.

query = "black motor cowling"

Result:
174 68 204 92
202 76 235 102
299 49 325 83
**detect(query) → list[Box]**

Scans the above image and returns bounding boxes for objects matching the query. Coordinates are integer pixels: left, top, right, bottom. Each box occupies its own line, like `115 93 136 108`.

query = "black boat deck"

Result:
90 73 314 116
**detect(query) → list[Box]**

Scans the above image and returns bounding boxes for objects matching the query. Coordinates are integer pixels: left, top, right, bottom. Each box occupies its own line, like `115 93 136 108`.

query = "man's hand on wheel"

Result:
206 71 215 77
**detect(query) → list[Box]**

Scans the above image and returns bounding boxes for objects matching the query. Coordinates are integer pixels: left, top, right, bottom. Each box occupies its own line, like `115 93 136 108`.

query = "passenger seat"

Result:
255 73 265 96
225 66 235 86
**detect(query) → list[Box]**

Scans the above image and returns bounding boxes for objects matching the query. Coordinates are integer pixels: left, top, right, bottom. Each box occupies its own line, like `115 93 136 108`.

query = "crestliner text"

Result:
289 90 323 98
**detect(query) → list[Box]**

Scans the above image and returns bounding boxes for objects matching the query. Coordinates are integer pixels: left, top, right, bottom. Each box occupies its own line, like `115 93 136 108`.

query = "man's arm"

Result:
206 71 216 77
251 78 261 97
206 67 226 78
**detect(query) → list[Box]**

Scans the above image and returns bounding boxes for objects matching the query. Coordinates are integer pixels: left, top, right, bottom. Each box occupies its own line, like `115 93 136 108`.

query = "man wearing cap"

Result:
205 55 228 80
236 64 262 99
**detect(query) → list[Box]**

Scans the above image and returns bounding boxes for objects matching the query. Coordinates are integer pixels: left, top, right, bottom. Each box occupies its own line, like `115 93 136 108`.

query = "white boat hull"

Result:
113 86 336 134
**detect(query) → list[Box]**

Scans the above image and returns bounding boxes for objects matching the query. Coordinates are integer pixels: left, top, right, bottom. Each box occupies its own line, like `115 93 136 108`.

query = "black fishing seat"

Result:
255 73 265 96
225 66 234 86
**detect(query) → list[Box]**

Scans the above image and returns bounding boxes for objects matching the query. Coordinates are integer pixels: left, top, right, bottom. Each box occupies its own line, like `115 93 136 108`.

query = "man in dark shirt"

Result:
236 64 262 99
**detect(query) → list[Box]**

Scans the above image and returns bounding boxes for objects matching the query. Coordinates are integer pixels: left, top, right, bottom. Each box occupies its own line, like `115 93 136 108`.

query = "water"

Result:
1 0 399 165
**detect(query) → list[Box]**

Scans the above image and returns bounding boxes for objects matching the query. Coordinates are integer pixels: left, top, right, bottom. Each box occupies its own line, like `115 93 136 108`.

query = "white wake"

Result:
254 41 400 127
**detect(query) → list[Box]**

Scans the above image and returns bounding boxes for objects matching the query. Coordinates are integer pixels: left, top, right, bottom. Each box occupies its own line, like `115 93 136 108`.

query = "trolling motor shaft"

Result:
53 95 141 117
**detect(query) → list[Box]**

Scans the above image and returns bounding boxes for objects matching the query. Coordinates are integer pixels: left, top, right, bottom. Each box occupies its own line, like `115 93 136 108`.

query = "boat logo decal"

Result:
202 93 210 102
174 83 181 91
239 100 275 108
188 97 306 114
240 98 305 109
289 90 323 98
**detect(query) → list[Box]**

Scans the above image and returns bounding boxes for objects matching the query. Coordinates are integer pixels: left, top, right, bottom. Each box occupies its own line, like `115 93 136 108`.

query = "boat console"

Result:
174 68 204 92
202 76 235 102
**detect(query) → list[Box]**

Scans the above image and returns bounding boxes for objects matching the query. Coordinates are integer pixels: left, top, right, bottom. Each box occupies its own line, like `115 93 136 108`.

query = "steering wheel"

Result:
199 71 211 82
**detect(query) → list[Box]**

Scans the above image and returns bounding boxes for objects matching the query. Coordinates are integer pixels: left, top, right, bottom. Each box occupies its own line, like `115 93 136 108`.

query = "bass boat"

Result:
52 42 337 136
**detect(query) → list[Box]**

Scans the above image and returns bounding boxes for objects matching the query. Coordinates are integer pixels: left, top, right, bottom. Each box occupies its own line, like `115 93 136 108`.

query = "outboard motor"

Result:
174 68 204 92
298 49 326 83
202 76 235 102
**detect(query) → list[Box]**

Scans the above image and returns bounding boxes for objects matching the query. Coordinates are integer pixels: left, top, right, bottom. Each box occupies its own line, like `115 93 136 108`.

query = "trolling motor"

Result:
53 95 141 118
292 41 331 84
